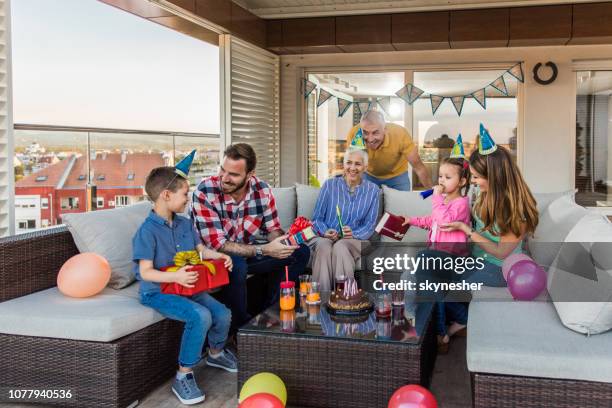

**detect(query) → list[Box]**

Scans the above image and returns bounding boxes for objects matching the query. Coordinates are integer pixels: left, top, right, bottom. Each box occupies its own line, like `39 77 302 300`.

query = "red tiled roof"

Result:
15 155 75 188
63 152 165 189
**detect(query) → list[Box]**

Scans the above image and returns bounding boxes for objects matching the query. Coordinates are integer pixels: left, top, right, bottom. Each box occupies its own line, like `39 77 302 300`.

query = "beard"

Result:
221 176 248 194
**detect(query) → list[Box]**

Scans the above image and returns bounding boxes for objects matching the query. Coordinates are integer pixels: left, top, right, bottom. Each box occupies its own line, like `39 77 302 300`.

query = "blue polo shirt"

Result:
132 210 201 294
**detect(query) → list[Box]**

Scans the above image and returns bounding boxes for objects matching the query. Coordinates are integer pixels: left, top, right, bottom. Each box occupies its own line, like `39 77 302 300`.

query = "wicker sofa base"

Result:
472 372 612 408
0 319 182 408
238 318 436 408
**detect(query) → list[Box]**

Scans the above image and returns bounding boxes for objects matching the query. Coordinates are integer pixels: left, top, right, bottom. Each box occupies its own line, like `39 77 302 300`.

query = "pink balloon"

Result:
502 253 533 281
239 393 284 408
388 384 438 408
507 260 546 301
57 253 111 298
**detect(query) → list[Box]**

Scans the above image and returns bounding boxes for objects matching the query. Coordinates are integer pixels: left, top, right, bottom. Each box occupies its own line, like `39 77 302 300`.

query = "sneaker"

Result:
206 348 238 373
172 372 205 405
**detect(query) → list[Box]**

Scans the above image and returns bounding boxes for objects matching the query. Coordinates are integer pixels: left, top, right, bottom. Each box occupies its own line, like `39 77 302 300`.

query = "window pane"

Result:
175 135 221 187
14 129 87 229
412 70 518 190
575 71 612 207
306 72 405 184
89 132 172 211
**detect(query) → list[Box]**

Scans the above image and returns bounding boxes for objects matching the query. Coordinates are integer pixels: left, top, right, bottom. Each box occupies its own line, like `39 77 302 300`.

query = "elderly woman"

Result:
310 148 380 291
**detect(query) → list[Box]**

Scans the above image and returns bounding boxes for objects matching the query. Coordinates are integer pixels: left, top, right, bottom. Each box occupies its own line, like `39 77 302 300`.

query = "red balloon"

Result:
388 385 438 408
239 393 285 408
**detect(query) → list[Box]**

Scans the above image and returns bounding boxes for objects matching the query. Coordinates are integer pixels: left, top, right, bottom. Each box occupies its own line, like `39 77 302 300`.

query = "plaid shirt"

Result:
191 175 282 250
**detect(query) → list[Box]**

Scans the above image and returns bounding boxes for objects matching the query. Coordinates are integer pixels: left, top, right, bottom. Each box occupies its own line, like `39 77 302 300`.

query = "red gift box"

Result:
161 258 229 296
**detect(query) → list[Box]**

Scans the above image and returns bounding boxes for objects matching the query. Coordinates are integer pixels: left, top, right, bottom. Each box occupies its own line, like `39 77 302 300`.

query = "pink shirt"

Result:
409 194 471 255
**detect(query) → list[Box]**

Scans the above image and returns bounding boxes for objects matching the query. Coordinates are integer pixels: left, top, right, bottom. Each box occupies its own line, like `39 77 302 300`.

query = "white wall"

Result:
279 44 612 193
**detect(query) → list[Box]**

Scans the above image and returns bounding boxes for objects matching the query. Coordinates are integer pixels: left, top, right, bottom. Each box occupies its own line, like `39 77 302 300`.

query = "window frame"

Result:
572 60 612 214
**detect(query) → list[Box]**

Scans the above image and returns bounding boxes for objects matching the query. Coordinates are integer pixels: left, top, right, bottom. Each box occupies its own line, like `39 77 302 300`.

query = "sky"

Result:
11 0 220 134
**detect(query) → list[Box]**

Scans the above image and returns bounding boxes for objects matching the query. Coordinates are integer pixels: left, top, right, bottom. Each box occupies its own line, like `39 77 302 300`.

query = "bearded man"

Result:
191 143 310 329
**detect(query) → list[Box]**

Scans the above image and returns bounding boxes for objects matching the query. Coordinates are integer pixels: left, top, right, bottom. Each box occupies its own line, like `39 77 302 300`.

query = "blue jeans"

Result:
223 243 310 330
413 249 505 335
364 172 411 191
141 291 231 368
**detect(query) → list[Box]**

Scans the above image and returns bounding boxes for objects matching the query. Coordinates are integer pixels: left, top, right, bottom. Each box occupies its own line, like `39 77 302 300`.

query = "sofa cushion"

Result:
0 283 164 342
62 201 152 289
467 300 612 383
381 186 431 243
528 195 587 270
532 190 575 215
470 285 549 302
295 183 320 219
271 186 297 231
548 211 612 335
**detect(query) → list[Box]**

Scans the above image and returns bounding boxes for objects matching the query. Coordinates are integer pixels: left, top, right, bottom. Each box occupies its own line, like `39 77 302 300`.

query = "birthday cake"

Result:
327 278 373 315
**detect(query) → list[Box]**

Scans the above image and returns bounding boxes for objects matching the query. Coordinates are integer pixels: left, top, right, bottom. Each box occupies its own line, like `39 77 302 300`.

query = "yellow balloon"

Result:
239 372 287 405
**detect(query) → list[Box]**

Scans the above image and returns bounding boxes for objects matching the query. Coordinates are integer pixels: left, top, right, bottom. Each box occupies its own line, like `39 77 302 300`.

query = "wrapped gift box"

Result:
161 258 229 296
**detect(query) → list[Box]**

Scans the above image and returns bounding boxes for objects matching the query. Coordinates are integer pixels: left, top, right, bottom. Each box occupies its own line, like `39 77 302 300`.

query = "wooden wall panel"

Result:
281 17 340 54
150 16 218 44
392 11 449 50
166 0 195 13
231 3 267 48
195 0 231 29
450 8 509 48
510 5 571 46
266 20 284 53
570 2 612 44
336 14 393 52
98 0 173 18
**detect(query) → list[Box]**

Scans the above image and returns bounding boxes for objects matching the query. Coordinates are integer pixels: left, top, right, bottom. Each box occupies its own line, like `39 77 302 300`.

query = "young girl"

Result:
402 135 471 352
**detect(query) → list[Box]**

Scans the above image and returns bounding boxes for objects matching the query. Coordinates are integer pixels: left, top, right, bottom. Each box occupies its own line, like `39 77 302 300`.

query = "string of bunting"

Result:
302 62 524 117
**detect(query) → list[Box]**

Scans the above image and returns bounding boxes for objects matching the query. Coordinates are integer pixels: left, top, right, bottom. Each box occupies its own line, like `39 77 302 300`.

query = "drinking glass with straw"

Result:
280 266 295 310
336 205 344 238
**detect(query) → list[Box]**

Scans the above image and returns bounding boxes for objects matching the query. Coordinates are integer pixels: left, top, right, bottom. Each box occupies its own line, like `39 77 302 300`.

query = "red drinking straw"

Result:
285 266 289 283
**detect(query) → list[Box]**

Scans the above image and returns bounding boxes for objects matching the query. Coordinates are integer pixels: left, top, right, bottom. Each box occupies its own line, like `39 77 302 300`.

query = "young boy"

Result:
133 159 237 405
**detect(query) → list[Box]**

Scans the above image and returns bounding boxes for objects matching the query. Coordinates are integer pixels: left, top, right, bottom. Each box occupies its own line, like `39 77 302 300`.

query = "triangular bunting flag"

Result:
303 79 317 98
317 88 334 107
358 101 372 116
451 96 465 116
377 96 391 116
490 76 508 96
395 84 424 105
430 95 445 115
337 98 353 117
507 63 524 83
472 88 487 110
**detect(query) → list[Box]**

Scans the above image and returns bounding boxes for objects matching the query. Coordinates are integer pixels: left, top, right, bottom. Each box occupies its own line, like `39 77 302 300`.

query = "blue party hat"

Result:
350 128 366 150
175 149 196 178
478 124 497 155
449 134 466 159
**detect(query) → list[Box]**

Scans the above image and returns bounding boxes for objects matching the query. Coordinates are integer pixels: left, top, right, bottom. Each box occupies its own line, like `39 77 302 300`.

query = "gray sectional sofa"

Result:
0 184 610 407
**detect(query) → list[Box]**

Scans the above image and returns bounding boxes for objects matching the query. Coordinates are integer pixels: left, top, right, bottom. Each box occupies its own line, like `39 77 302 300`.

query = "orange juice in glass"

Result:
280 281 296 310
299 274 311 296
306 281 321 304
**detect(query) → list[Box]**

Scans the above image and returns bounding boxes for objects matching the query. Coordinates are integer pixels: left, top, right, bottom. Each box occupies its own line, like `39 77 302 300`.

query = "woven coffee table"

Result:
237 292 436 408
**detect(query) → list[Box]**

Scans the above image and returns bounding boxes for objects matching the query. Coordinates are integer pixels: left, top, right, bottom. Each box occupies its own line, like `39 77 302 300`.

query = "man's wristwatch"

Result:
255 245 264 259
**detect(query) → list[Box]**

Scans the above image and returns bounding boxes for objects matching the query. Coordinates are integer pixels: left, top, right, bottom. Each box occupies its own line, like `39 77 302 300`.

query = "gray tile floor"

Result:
1 337 471 408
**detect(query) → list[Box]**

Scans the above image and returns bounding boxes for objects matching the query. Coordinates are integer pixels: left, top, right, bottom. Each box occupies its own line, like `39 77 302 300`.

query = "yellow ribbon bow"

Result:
165 250 217 275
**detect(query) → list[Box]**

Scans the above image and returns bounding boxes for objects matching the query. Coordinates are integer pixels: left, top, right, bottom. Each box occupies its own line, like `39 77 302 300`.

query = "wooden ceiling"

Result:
98 1 612 54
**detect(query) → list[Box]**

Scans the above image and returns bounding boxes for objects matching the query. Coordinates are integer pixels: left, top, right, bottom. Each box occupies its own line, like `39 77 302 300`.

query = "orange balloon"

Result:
57 253 111 298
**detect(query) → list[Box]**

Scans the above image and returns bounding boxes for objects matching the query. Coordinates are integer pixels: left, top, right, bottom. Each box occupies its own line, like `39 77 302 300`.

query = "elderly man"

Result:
346 110 433 191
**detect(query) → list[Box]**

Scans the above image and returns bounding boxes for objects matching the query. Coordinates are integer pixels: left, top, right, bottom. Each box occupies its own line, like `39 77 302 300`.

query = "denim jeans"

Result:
411 249 505 335
223 243 310 330
364 172 411 191
141 291 231 368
